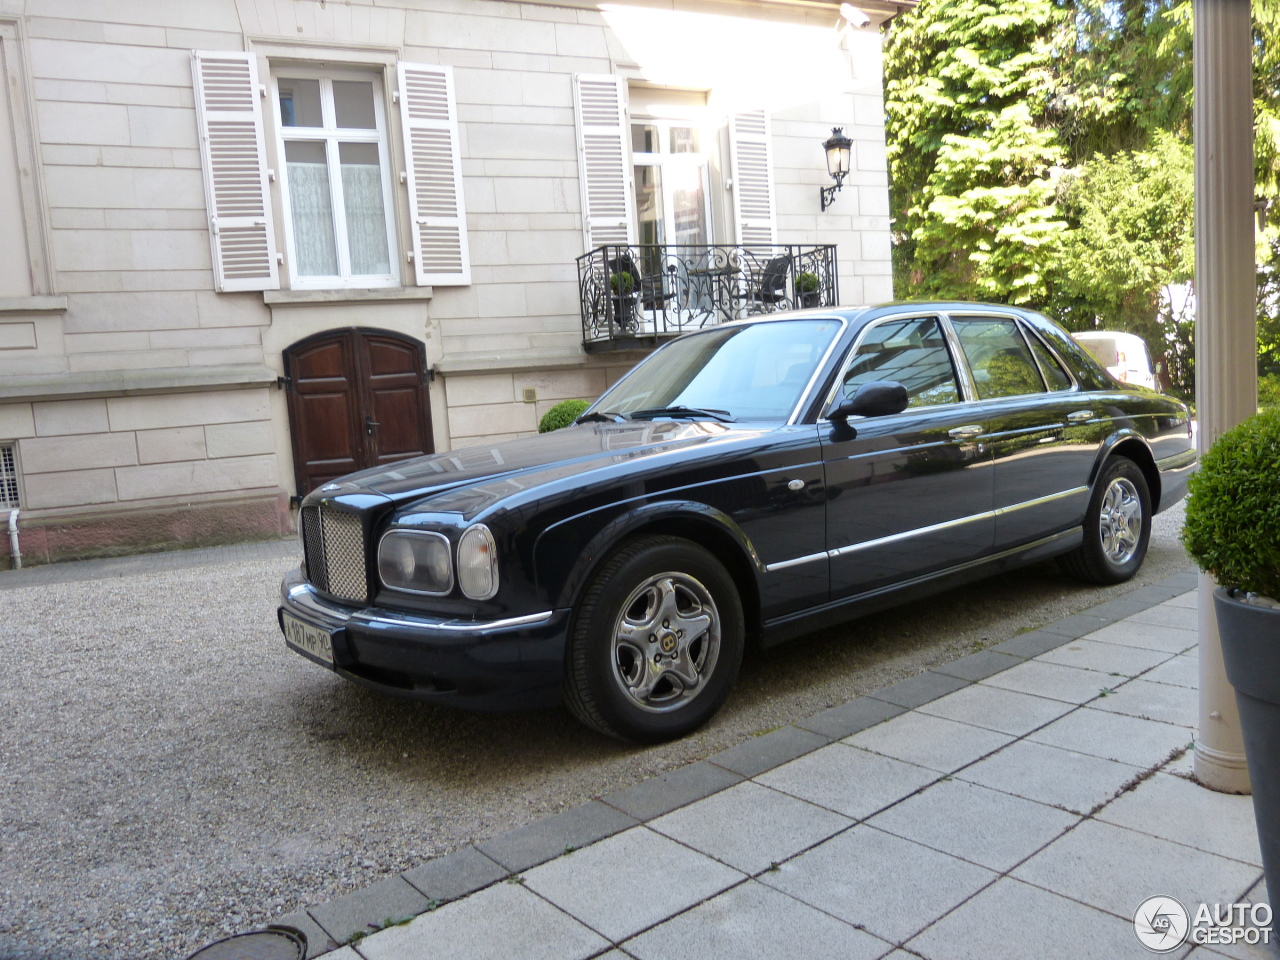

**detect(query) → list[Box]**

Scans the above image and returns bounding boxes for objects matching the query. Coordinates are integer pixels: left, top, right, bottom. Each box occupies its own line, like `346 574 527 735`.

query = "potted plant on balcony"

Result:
609 271 637 331
1182 407 1280 912
796 271 821 308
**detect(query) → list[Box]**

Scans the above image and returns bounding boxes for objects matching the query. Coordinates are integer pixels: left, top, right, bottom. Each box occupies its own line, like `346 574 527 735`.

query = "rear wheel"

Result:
564 536 744 743
1058 457 1151 584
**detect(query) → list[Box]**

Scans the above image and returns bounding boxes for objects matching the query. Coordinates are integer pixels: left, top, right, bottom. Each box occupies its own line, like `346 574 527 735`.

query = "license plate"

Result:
282 611 335 667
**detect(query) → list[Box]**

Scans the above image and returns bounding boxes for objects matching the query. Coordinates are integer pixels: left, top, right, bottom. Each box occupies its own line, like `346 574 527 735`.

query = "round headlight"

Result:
377 531 454 595
457 524 498 600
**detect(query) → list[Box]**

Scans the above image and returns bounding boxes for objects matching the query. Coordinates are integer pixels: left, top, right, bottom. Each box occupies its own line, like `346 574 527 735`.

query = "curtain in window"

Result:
286 161 339 276
341 162 390 276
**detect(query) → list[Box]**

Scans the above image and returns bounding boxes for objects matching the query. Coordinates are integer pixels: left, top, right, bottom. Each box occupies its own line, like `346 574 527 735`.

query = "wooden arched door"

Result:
283 328 434 496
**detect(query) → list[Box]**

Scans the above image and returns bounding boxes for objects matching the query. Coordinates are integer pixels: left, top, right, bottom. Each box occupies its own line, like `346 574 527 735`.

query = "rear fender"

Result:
1089 430 1160 505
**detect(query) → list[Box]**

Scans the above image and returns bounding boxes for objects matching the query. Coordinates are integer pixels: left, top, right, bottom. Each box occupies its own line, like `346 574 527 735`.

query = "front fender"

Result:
534 500 765 610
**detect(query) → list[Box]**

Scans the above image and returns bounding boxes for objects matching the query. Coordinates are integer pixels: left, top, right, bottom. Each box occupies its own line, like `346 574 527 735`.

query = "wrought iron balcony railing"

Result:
576 243 839 352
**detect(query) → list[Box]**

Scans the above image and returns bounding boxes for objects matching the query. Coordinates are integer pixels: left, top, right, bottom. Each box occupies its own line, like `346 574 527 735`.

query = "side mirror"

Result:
828 381 910 420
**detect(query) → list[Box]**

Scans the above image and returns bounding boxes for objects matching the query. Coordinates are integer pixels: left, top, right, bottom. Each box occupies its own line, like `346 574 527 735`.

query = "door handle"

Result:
948 424 984 440
365 415 380 436
1067 410 1094 423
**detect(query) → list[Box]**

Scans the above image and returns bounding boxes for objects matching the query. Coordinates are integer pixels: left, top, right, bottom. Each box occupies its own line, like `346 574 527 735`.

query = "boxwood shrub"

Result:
538 398 590 433
1182 407 1280 599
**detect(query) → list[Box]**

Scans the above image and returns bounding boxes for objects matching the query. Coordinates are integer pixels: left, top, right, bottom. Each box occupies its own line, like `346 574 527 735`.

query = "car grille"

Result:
301 505 368 604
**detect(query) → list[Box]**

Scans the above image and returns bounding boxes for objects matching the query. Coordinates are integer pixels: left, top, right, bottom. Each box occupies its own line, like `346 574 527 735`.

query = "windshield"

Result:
592 318 843 421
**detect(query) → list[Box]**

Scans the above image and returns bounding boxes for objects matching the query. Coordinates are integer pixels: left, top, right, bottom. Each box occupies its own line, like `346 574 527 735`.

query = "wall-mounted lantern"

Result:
820 127 853 211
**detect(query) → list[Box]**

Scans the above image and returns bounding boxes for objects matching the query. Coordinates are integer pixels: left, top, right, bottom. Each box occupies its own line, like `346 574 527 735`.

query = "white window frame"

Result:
630 116 713 248
270 66 399 290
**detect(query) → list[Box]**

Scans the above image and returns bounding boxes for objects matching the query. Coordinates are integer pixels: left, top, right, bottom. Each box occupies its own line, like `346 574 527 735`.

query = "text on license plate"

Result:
282 612 335 666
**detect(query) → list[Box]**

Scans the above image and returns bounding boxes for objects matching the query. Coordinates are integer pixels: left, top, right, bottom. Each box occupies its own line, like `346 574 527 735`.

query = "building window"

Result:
273 71 398 288
631 118 711 248
628 88 713 250
0 443 19 509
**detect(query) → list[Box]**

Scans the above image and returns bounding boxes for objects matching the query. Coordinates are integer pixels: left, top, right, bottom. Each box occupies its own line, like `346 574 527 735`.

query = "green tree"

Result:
1051 132 1195 392
884 0 1069 304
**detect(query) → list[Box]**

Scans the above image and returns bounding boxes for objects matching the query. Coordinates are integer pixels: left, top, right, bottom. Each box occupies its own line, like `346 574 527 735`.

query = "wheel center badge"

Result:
660 632 678 654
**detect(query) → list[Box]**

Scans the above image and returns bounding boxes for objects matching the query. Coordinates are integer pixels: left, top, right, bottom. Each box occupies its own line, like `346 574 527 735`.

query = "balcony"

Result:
576 243 839 352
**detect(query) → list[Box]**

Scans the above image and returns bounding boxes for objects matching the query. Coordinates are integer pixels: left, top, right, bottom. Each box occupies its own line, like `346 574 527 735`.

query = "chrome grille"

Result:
301 505 368 603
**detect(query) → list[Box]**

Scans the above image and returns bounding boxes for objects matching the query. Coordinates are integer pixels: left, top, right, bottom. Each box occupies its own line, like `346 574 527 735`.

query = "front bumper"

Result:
278 567 571 711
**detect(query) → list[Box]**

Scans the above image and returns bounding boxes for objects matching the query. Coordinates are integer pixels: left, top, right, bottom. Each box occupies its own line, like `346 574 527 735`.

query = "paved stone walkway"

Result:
251 569 1274 960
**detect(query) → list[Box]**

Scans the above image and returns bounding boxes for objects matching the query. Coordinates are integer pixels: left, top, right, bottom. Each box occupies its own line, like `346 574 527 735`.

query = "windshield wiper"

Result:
574 410 627 424
625 405 736 422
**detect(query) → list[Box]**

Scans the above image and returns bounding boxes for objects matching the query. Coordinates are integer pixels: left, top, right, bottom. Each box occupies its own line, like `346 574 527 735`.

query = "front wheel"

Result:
564 536 744 743
1058 457 1152 584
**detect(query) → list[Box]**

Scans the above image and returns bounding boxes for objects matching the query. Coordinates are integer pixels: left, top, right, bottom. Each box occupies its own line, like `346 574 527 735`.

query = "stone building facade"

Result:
0 0 902 565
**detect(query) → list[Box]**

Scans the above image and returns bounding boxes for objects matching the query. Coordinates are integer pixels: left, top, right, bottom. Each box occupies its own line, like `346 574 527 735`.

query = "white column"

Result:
1193 0 1256 794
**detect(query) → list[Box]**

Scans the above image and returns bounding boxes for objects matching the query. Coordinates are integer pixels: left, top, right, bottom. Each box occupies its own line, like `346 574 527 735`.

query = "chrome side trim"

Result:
995 486 1089 516
1156 448 1197 470
829 510 997 558
764 551 828 573
764 485 1089 571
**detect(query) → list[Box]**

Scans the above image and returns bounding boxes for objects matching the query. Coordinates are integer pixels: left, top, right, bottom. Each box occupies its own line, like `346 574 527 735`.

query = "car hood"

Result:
321 419 767 506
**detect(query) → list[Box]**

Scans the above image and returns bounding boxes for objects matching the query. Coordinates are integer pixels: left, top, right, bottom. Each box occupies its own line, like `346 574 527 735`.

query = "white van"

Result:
1072 331 1158 390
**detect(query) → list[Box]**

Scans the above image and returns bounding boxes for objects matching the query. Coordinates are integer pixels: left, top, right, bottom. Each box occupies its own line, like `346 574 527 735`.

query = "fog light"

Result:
457 524 498 600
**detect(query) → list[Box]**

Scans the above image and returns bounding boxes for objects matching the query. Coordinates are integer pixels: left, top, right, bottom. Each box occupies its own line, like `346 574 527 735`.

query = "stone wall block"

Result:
447 400 537 439
34 398 110 437
107 389 271 432
0 404 35 440
23 466 118 509
204 421 274 459
136 425 206 464
114 454 277 502
445 372 514 407
19 432 137 474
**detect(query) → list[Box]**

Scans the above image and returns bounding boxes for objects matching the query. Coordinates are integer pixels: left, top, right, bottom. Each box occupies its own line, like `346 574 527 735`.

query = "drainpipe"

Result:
7 509 20 570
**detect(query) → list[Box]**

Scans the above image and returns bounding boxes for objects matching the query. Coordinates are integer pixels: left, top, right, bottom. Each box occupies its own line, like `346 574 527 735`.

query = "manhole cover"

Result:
184 929 305 960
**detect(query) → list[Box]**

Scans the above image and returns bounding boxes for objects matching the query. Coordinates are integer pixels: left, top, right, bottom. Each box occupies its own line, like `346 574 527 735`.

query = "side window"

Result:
842 317 961 408
1023 325 1073 391
951 317 1047 400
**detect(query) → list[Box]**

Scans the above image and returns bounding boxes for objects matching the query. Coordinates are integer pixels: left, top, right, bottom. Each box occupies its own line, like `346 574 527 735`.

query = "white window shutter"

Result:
573 74 634 251
729 109 777 249
398 62 470 287
191 51 279 292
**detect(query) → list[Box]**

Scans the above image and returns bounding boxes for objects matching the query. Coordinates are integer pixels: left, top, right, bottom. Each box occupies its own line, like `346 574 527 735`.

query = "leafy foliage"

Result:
1051 131 1195 393
1182 409 1280 599
884 0 1068 304
538 399 590 433
883 0 1279 398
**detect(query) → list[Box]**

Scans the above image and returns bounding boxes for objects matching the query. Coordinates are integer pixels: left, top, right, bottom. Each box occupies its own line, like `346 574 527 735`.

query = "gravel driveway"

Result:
0 503 1191 960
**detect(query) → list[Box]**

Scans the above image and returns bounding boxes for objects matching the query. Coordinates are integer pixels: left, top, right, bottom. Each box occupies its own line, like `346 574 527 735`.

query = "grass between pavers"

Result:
275 568 1200 953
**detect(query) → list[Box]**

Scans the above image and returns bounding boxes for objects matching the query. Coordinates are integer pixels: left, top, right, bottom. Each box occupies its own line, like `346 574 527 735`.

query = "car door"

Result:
948 314 1098 549
821 313 995 598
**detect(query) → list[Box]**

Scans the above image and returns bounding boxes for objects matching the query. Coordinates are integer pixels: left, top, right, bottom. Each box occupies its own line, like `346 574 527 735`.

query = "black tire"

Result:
564 535 744 743
1058 457 1152 585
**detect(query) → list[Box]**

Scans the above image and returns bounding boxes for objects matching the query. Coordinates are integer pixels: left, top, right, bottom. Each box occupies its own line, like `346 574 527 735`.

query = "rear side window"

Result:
842 316 961 408
1024 327 1073 391
951 317 1046 400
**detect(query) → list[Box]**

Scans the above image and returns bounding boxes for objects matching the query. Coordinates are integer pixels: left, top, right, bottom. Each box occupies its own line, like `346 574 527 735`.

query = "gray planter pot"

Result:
1215 587 1280 935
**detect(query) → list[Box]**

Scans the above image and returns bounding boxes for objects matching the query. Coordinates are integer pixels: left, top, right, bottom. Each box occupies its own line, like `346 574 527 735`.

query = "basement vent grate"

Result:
0 444 18 510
